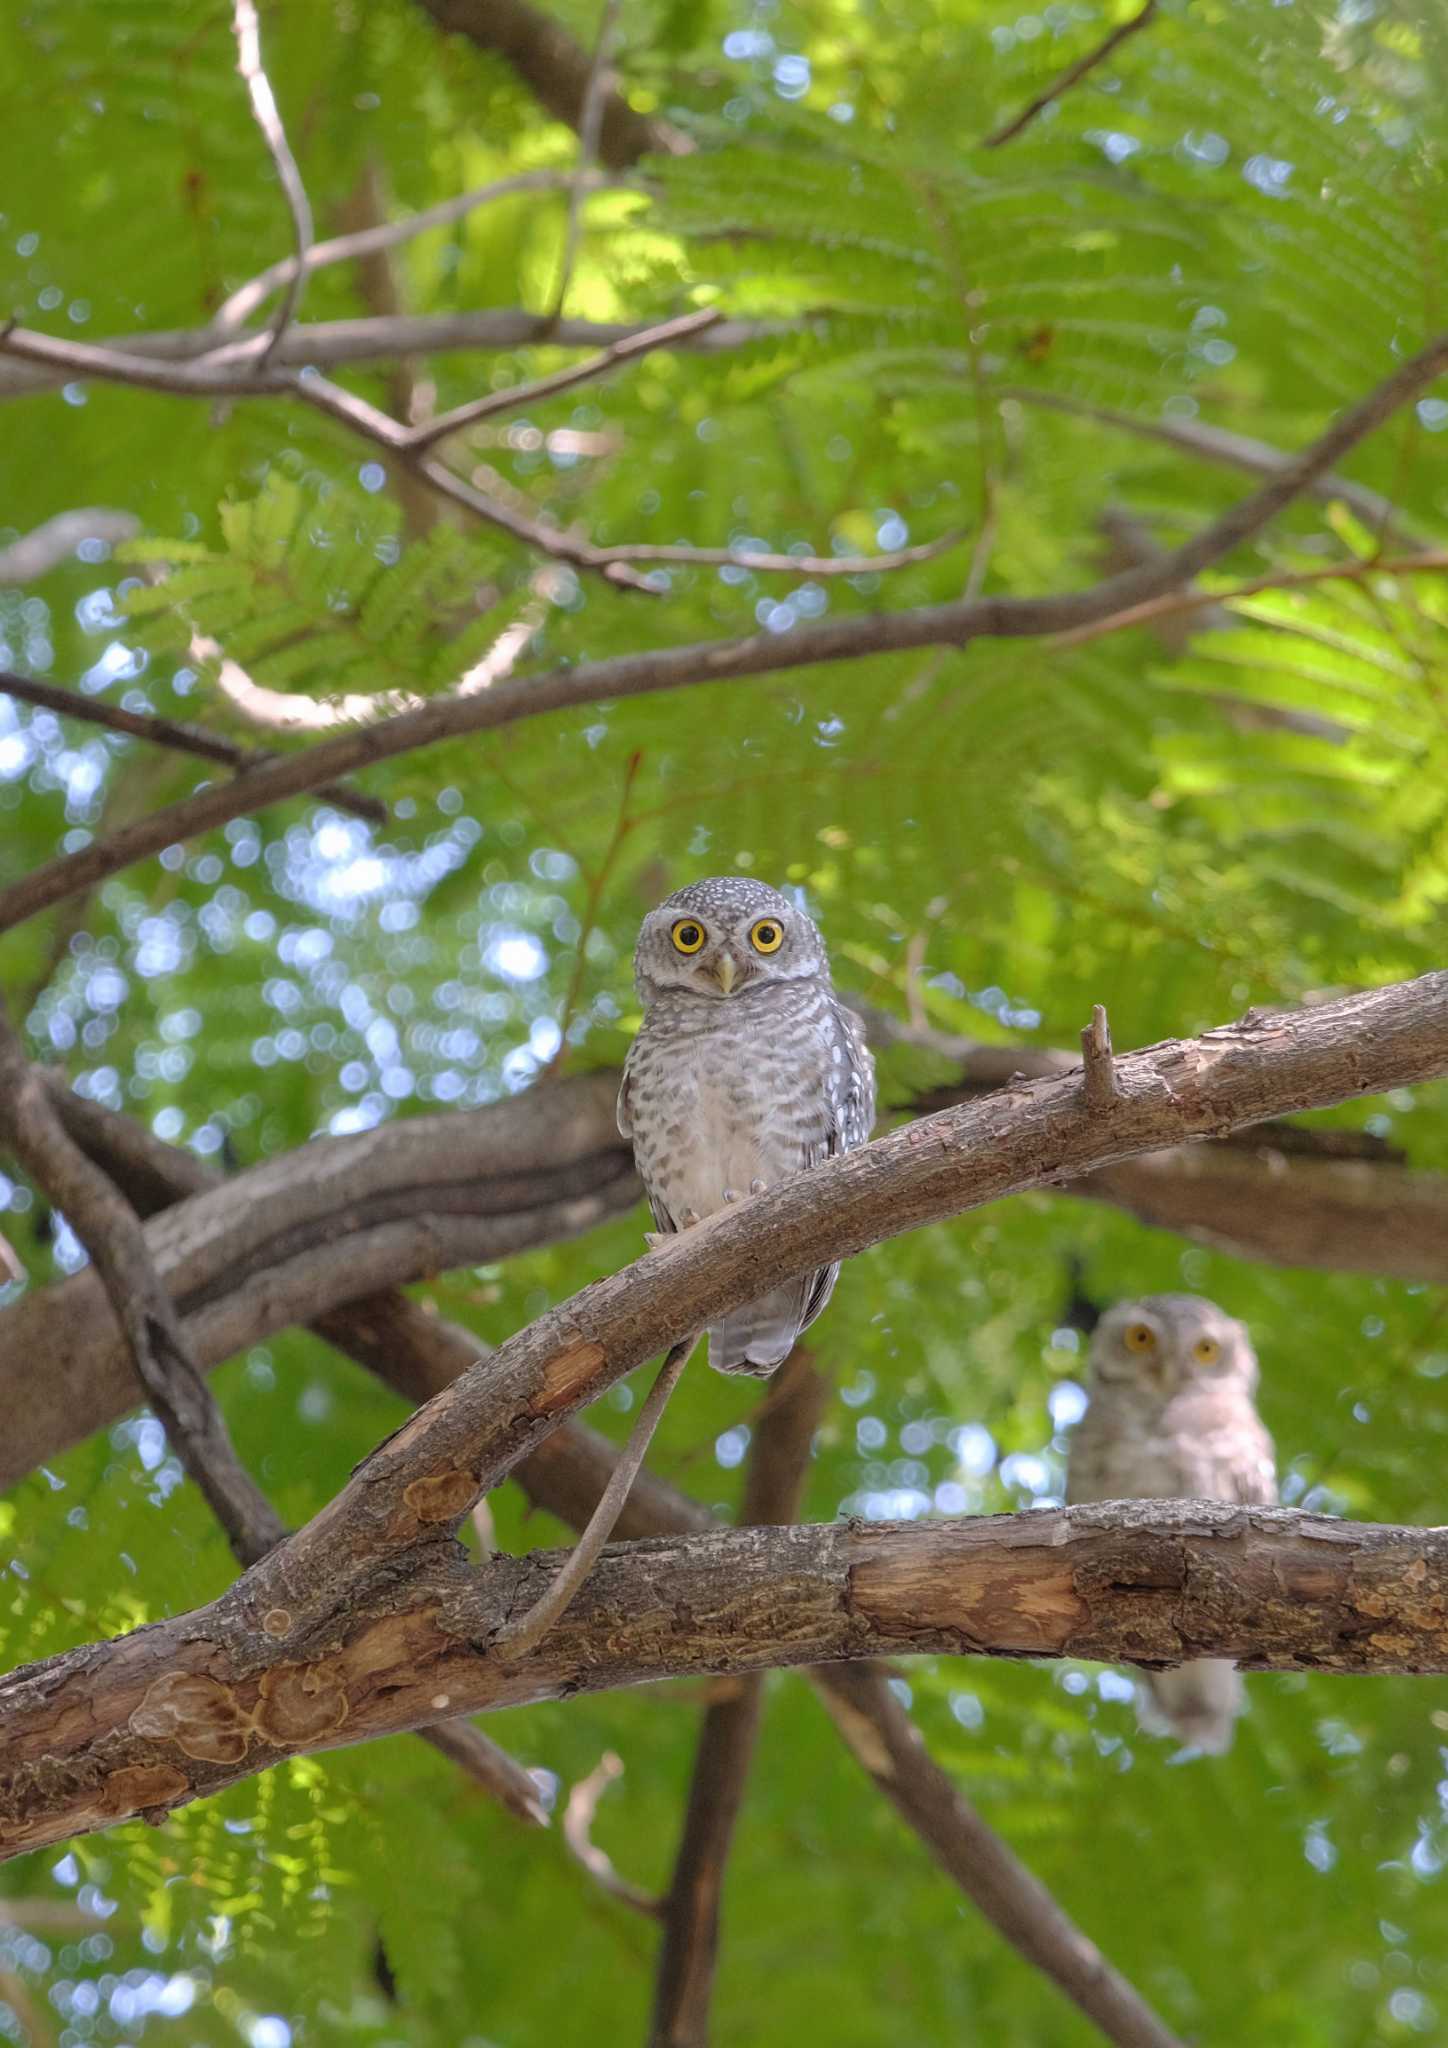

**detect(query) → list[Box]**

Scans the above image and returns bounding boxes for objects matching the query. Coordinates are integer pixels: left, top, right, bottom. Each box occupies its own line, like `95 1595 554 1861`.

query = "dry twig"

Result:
562 1752 663 1918
231 0 315 364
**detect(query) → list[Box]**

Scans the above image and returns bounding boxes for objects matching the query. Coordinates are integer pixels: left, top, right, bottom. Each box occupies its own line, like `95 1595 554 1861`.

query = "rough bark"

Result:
4 972 1448 1863
4 1502 1448 1865
10 1004 1448 1487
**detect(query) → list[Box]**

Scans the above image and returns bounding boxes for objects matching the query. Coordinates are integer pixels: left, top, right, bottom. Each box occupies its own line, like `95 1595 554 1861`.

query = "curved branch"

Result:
2 973 1448 1863
3 325 1443 934
10 992 1448 1488
4 1501 1448 1866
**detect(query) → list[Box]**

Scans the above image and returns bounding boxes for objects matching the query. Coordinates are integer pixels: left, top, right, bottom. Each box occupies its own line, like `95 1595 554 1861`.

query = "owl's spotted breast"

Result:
619 880 874 1375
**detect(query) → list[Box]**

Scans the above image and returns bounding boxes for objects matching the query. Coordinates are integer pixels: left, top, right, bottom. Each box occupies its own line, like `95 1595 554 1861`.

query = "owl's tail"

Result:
708 1263 839 1377
1139 1659 1244 1755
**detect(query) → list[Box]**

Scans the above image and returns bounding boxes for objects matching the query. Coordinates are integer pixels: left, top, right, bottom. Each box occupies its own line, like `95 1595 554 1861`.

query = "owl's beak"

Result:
711 953 738 995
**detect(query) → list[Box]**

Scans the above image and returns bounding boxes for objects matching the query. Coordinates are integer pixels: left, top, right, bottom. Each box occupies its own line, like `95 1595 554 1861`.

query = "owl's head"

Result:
1088 1293 1257 1401
634 877 828 1001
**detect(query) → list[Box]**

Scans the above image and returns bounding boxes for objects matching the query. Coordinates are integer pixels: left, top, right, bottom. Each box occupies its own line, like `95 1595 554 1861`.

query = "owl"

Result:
1065 1293 1277 1755
618 877 875 1376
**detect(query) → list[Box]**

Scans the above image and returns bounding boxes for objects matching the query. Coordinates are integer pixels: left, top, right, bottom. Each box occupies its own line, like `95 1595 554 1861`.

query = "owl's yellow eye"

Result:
1192 1337 1222 1366
671 920 707 955
1124 1321 1156 1354
750 918 784 954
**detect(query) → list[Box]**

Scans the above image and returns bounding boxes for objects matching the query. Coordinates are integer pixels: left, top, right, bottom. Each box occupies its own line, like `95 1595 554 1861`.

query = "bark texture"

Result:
4 1503 1448 1864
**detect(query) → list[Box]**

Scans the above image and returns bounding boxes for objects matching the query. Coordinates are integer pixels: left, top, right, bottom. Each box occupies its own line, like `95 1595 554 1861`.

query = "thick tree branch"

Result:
651 1351 826 2048
2 326 1442 935
414 0 690 166
10 987 1448 1490
0 669 386 826
3 974 1448 1866
7 1502 1448 1868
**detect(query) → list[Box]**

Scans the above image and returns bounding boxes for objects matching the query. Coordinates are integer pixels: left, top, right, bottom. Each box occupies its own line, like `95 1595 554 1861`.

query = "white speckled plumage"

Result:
1066 1293 1277 1754
618 877 874 1375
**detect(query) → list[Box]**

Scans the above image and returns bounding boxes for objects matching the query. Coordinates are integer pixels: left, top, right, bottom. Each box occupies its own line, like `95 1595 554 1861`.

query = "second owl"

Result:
618 877 875 1375
1066 1293 1278 1754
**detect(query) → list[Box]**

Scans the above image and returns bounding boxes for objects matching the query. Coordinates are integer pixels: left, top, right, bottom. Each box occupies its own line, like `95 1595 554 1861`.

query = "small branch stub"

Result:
1081 1004 1119 1111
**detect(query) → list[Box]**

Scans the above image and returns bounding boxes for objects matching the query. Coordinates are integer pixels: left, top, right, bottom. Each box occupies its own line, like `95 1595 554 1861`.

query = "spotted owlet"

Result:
1065 1293 1277 1755
617 877 875 1376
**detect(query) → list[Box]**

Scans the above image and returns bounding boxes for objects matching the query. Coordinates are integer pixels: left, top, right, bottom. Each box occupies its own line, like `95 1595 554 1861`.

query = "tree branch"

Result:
413 0 690 166
0 511 139 584
984 1 1158 149
1003 385 1425 541
651 1350 826 2048
231 0 314 365
0 669 386 826
0 312 760 401
2 325 1441 935
3 972 1448 1864
0 999 285 1565
11 986 1448 1492
548 0 623 320
213 170 629 334
7 1500 1448 1868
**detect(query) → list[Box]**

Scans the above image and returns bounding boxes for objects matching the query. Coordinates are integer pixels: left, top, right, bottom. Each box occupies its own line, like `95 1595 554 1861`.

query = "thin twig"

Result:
1081 1003 1119 1111
0 668 386 825
213 169 629 334
404 307 723 450
1003 385 1423 542
491 1337 697 1663
231 0 315 366
549 0 623 322
1047 549 1448 651
651 1351 825 2048
984 0 1159 148
420 1719 549 1826
563 1752 664 1918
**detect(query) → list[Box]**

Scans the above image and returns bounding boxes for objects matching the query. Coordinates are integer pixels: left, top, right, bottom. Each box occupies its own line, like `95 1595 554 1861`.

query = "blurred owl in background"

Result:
1066 1293 1277 1754
618 877 875 1376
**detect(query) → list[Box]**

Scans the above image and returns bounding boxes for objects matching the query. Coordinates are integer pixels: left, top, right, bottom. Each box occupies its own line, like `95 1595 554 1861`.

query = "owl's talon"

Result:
722 1187 740 1204
749 1177 768 1196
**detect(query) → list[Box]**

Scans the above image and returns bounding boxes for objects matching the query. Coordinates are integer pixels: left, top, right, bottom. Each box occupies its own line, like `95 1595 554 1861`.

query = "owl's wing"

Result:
616 1043 636 1140
788 1000 877 1333
616 1037 673 1234
813 997 877 1167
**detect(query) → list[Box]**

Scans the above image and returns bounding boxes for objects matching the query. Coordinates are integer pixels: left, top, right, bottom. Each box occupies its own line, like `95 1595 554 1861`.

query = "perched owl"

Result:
618 877 875 1376
1065 1293 1277 1755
